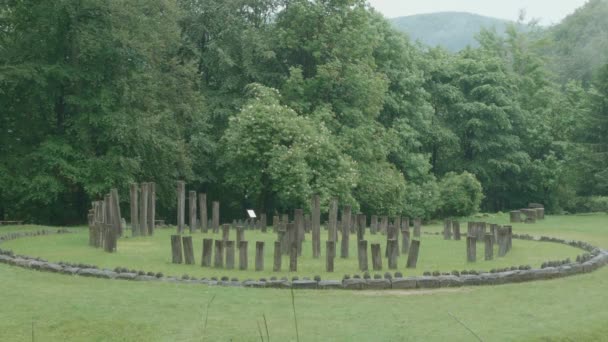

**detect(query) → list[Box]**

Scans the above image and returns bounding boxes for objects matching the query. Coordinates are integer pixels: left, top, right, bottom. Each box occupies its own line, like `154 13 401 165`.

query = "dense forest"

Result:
1 0 607 224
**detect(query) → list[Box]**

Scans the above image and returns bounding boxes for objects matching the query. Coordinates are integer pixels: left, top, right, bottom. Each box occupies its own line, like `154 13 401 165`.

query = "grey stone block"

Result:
391 277 417 289
292 280 318 289
366 278 391 289
318 280 343 289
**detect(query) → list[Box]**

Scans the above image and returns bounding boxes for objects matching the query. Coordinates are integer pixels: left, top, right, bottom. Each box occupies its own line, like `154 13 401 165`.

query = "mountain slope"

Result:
391 12 516 52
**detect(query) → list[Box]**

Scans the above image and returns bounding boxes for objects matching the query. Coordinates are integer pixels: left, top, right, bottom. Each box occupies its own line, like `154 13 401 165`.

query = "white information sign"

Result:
247 209 256 218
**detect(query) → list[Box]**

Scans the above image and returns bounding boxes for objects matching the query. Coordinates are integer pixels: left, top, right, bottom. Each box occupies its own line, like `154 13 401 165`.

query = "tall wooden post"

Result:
311 194 321 258
130 183 139 236
189 190 197 233
199 193 208 233
177 181 185 234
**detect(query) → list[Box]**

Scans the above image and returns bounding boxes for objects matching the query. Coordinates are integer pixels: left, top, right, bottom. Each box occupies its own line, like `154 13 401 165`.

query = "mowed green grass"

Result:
1 219 583 279
0 213 607 341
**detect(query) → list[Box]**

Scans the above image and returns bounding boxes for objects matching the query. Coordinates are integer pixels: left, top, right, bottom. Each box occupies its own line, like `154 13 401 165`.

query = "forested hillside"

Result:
391 12 517 52
1 0 606 224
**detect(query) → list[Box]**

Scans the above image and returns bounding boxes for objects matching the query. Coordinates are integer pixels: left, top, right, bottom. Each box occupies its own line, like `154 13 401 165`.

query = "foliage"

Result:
437 172 484 217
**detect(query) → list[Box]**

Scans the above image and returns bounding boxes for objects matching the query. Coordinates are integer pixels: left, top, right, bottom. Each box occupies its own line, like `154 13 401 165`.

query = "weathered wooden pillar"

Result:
325 240 335 272
453 220 461 240
222 224 230 242
328 198 338 242
273 240 282 272
255 241 264 271
140 183 148 236
484 234 493 261
341 205 351 258
443 219 452 240
177 181 185 234
370 215 378 235
289 242 298 272
467 236 477 262
260 213 267 233
201 238 213 267
358 240 368 271
285 222 295 256
225 241 235 269
214 240 224 268
371 243 382 271
148 182 156 235
239 241 248 270
401 229 410 254
110 189 122 237
273 215 280 233
388 239 398 270
199 193 208 233
236 226 245 248
212 201 220 233
188 191 196 233
130 183 139 236
506 225 513 252
413 218 421 237
311 194 321 258
171 235 183 264
356 214 366 242
294 209 304 256
380 216 388 235
510 210 521 223
393 217 401 256
534 207 545 220
183 236 195 265
406 240 420 268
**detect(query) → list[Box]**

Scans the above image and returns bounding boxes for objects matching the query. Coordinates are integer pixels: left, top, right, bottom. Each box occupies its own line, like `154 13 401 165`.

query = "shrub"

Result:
437 172 484 217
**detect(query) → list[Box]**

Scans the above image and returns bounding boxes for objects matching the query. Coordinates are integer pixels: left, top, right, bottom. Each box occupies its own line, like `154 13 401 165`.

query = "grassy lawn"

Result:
0 213 607 341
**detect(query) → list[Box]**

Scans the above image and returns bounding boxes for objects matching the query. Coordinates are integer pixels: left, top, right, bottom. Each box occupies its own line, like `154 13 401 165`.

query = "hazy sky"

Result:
367 0 589 25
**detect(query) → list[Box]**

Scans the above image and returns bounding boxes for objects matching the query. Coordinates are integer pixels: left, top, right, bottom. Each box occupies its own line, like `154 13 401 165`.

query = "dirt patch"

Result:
354 287 473 297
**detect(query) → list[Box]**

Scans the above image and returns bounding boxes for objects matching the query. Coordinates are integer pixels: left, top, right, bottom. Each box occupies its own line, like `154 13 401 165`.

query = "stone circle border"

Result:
1 228 607 290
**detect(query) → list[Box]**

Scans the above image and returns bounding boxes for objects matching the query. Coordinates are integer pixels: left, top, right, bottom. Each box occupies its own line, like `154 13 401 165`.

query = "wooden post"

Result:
189 191 197 233
183 236 195 265
177 181 185 234
356 214 366 242
328 198 338 242
506 225 513 252
214 240 224 268
239 241 248 270
110 189 122 237
236 226 245 247
295 209 304 256
201 238 213 267
326 240 335 272
130 183 139 236
358 240 368 271
467 236 476 262
289 242 297 272
371 243 382 271
140 183 148 236
341 205 351 258
273 241 281 272
406 240 420 268
510 210 521 223
171 235 183 264
484 234 493 261
260 213 267 233
370 215 378 235
255 241 264 271
285 222 295 256
273 215 280 233
453 220 461 240
380 216 388 235
401 229 410 254
212 201 220 233
312 194 321 258
225 241 235 269
443 219 452 240
148 182 155 235
199 193 208 233
388 239 398 270
413 218 421 237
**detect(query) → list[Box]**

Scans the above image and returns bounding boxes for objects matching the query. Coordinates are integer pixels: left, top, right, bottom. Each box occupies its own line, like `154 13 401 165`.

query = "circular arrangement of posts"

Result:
1 227 607 290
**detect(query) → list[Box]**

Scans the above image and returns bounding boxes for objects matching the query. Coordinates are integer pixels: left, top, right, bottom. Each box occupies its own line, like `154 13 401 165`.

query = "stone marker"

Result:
171 235 183 264
358 240 368 271
484 234 493 261
201 238 213 267
130 183 139 236
189 191 197 233
388 239 398 270
341 206 351 258
176 181 185 234
326 240 335 272
413 218 421 237
534 207 544 220
371 243 382 271
212 201 220 233
199 193 207 233
273 241 281 272
225 240 235 269
239 241 248 270
289 242 298 272
311 194 321 258
467 236 476 262
521 209 536 224
328 198 338 242
183 236 195 265
255 241 264 271
453 220 461 240
370 215 378 235
214 240 224 268
406 240 420 268
510 210 521 223
222 224 230 242
140 183 148 236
